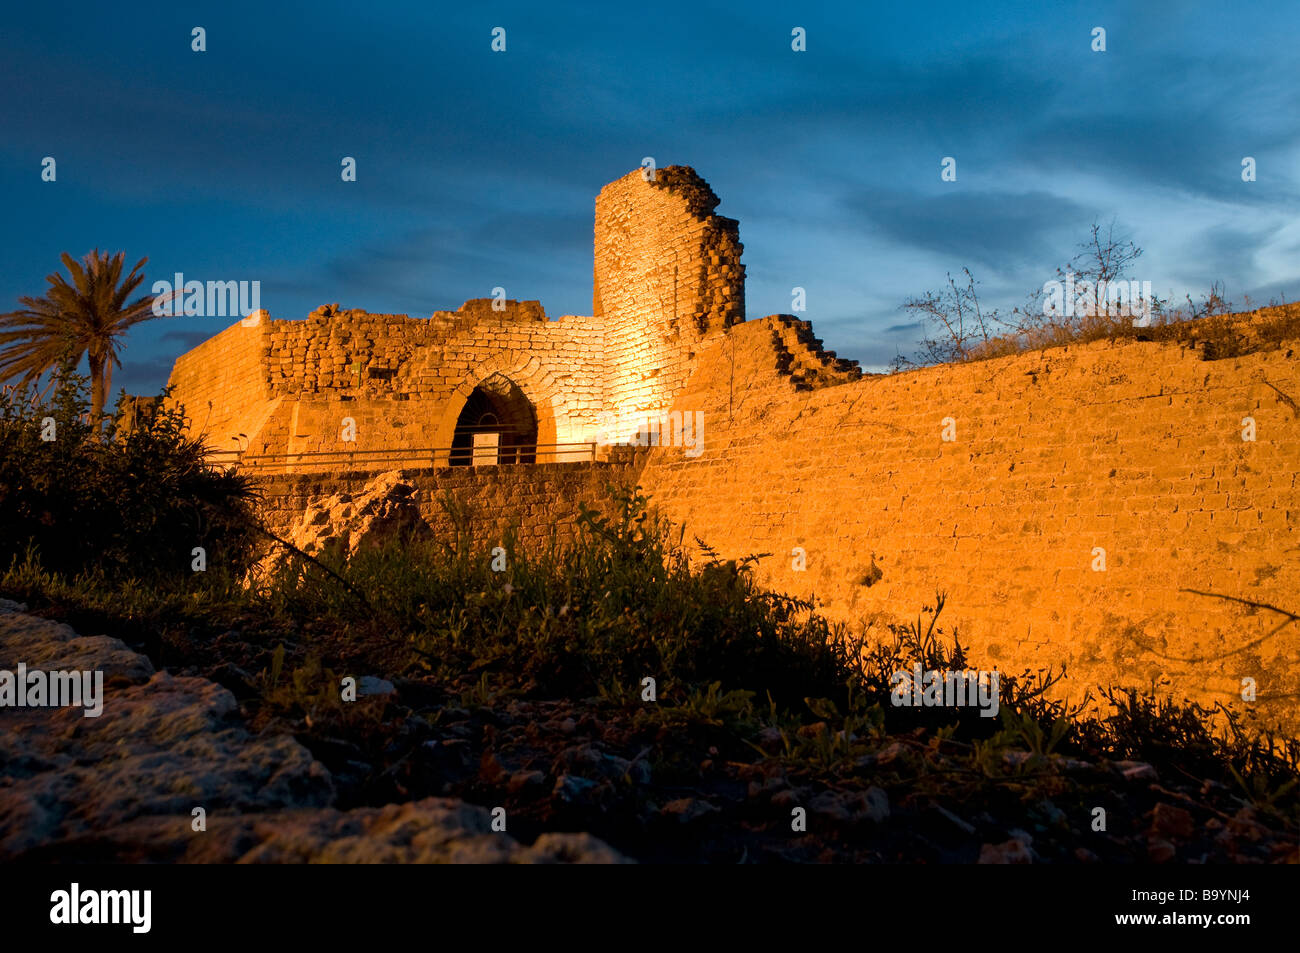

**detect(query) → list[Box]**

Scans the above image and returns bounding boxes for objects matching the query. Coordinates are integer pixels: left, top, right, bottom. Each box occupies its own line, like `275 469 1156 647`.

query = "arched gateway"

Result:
449 373 538 465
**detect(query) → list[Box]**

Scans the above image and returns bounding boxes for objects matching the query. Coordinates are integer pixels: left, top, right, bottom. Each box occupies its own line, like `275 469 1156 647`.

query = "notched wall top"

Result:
165 165 751 454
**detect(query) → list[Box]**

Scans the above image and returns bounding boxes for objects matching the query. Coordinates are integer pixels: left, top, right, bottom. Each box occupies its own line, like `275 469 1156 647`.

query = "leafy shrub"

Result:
0 372 260 580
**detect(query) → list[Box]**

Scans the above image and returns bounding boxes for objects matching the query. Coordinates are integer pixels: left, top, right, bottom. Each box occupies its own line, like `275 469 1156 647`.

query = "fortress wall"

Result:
171 302 609 459
266 310 445 398
264 301 604 402
403 309 607 448
255 461 633 552
162 166 1298 729
594 167 745 433
239 397 450 459
169 167 748 463
165 319 272 451
637 315 1300 728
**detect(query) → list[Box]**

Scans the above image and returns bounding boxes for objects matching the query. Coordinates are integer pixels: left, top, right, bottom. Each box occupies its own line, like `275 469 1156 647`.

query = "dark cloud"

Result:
1242 275 1300 308
1016 113 1300 207
845 188 1091 272
883 320 924 335
114 357 178 396
318 216 591 318
1173 224 1285 291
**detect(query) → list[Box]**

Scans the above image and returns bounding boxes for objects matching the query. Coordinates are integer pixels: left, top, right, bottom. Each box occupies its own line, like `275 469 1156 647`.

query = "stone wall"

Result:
161 165 1300 731
166 319 276 454
256 461 633 552
166 165 748 460
593 166 745 435
168 300 607 461
636 311 1300 730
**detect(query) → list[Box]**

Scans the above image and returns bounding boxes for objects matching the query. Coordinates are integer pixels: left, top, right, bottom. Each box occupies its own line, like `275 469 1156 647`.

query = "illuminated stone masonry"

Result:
167 165 857 468
166 166 1300 729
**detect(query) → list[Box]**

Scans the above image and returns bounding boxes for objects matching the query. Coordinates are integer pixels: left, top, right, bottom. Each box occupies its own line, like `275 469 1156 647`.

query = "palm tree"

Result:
0 250 157 423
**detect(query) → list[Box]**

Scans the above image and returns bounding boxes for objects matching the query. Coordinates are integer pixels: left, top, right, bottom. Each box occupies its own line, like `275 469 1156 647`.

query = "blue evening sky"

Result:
2 0 1297 391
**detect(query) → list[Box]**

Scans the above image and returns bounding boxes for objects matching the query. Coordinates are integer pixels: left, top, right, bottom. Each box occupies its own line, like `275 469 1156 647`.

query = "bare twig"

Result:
254 524 374 612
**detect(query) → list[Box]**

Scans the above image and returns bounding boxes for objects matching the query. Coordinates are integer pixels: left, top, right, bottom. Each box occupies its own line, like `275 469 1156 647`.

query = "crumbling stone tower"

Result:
166 165 750 463
594 166 745 434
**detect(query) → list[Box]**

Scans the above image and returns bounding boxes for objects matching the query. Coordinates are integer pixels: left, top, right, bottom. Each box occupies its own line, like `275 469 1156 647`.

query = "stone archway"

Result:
449 373 538 465
433 352 569 463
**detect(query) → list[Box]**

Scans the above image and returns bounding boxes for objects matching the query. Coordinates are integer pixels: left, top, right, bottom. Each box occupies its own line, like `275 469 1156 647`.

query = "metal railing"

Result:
204 442 598 473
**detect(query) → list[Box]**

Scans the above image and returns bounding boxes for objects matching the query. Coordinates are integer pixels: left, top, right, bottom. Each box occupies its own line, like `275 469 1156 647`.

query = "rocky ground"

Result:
4 594 1292 865
0 600 627 863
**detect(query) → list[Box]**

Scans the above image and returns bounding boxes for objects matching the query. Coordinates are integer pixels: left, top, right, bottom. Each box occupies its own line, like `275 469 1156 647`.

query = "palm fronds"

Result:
0 249 157 420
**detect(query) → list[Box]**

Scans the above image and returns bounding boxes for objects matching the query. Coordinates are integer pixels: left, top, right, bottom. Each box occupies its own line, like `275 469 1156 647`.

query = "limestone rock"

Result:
261 469 432 574
0 606 333 858
0 599 154 683
0 603 628 864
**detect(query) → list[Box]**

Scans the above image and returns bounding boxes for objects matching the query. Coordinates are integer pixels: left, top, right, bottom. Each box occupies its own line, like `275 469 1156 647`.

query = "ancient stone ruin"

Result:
167 165 1300 733
167 165 851 469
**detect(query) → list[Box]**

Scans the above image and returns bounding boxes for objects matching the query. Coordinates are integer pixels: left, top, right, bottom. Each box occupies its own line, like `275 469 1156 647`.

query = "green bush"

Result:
0 371 260 580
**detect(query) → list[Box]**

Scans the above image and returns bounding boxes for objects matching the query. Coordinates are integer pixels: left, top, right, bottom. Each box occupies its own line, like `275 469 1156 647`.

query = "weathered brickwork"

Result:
167 167 748 460
256 461 632 553
169 300 606 461
594 167 746 436
636 312 1300 730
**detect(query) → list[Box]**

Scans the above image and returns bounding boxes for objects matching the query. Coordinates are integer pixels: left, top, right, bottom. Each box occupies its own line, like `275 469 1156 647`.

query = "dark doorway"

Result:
450 373 538 465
